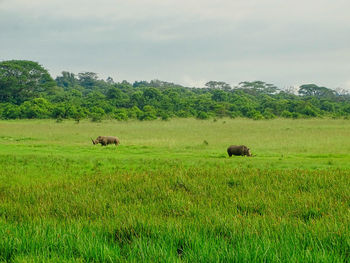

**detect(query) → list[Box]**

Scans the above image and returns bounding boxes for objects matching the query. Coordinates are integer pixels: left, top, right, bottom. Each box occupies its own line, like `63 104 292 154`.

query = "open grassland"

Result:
0 118 349 262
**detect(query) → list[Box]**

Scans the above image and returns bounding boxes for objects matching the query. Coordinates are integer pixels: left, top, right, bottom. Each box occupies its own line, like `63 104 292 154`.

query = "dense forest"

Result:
1 60 350 121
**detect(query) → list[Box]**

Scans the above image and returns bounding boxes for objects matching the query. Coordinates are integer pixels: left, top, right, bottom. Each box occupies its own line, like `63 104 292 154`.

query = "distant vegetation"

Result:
1 60 350 121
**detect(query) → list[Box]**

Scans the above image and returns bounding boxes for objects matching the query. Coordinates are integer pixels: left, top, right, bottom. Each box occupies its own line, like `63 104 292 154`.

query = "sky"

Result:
1 0 350 89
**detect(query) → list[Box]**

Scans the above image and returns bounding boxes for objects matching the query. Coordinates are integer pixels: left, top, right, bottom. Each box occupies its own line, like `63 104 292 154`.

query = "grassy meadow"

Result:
0 118 349 262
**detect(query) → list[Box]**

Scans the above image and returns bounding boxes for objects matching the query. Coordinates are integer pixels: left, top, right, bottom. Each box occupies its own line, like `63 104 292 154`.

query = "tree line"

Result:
0 60 350 121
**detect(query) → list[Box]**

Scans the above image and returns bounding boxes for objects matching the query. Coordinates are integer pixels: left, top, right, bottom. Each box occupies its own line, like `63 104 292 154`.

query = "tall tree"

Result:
78 72 99 89
0 60 55 104
298 84 337 98
205 81 231 90
238 81 279 95
55 71 77 89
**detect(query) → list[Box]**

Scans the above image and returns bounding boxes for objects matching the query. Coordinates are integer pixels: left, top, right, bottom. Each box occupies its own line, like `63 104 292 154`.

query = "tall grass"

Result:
0 119 349 262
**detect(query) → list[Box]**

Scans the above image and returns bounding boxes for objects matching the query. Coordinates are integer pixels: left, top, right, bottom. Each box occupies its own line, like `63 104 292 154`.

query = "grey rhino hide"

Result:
227 145 252 157
92 136 120 146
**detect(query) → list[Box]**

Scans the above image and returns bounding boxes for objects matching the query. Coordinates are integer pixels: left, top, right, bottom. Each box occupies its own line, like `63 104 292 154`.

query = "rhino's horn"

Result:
91 138 96 145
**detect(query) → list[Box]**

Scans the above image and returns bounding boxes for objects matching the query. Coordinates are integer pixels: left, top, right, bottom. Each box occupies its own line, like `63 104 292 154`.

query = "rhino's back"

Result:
106 136 119 144
227 145 245 155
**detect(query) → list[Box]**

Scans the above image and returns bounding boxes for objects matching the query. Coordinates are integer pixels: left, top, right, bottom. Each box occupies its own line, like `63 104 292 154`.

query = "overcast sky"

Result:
1 0 349 89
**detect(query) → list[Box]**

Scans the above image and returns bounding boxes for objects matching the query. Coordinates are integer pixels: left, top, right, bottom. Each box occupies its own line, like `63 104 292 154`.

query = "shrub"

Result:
52 104 66 118
229 111 240 119
252 112 264 120
114 108 128 121
196 111 209 120
160 112 170 121
301 106 318 117
20 98 52 119
263 109 276 119
176 110 190 118
1 103 21 119
139 105 157 121
281 110 293 118
90 106 105 122
292 112 301 119
91 114 103 122
247 110 264 120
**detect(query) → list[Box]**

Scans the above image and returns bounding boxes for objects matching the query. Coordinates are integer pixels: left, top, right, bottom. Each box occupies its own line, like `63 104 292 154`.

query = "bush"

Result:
247 110 264 120
20 98 52 119
196 111 210 120
292 112 301 119
263 109 276 119
1 103 21 119
281 110 293 118
90 106 105 122
229 111 240 119
52 104 66 118
114 108 128 121
71 107 86 121
301 106 318 117
139 105 157 121
214 104 228 118
91 113 103 122
176 110 190 118
160 112 170 121
128 106 143 119
343 105 350 114
252 112 264 120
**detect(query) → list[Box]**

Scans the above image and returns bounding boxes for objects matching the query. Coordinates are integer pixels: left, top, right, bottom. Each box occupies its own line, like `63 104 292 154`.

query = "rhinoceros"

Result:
227 145 252 157
91 136 120 146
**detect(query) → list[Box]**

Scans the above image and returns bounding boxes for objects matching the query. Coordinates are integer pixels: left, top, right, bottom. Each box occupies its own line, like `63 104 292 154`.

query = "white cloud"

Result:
181 76 207 88
1 0 350 88
344 81 350 90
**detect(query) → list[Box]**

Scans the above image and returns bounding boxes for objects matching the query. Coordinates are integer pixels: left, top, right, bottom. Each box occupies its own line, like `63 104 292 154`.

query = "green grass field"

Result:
0 118 349 262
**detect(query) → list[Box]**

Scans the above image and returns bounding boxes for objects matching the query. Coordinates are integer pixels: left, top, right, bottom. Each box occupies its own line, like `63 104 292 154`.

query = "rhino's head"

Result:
246 148 252 157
